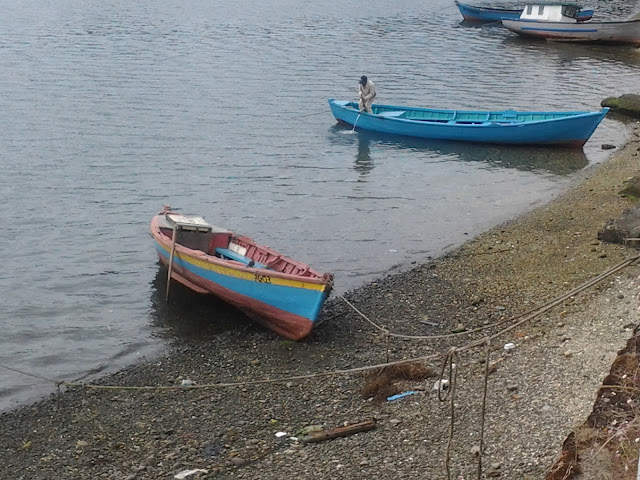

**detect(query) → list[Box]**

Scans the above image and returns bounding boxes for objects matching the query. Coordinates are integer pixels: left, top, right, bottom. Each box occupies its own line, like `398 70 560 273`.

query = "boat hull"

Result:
328 99 608 147
502 19 640 45
455 1 593 23
151 215 332 340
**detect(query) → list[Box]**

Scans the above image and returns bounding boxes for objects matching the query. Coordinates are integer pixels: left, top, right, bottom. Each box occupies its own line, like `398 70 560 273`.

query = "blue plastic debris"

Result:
386 391 418 402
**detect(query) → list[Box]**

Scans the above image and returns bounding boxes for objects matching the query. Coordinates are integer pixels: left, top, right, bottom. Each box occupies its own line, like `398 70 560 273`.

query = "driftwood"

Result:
300 419 377 444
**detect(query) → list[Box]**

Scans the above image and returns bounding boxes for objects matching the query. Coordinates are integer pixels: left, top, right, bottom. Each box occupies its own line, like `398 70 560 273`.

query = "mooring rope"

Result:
339 254 640 342
295 109 329 118
58 352 441 391
1 255 638 480
165 224 179 301
2 255 638 395
438 347 460 480
339 254 639 479
477 339 491 479
0 363 61 384
460 255 638 355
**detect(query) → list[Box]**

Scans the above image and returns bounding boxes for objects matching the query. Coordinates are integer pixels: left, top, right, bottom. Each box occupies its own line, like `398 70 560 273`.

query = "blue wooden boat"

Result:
151 207 334 340
328 99 608 147
455 1 593 23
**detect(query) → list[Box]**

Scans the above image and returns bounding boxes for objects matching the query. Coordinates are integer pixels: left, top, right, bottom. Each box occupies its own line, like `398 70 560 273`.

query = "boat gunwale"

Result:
455 1 593 21
502 18 640 27
150 215 332 287
455 1 522 14
329 99 608 128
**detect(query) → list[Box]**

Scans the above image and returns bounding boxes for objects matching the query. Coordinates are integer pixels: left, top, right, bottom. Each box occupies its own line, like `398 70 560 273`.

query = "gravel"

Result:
2 125 640 480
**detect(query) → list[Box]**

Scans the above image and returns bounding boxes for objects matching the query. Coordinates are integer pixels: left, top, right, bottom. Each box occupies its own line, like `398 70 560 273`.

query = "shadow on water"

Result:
355 134 375 178
458 19 503 28
501 35 640 67
149 266 253 342
329 125 589 176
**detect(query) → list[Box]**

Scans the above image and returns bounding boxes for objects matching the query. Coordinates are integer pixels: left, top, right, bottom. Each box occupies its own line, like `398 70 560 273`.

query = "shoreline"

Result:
2 124 640 479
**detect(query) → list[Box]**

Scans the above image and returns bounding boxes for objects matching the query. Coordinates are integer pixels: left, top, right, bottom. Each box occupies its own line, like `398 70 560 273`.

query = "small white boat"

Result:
519 3 586 22
503 3 640 45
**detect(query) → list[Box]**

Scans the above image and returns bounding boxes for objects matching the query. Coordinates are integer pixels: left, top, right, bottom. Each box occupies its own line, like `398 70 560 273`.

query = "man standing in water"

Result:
358 75 376 114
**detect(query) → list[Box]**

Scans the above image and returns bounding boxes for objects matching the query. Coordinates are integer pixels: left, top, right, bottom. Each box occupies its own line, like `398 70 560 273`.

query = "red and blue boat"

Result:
150 207 334 340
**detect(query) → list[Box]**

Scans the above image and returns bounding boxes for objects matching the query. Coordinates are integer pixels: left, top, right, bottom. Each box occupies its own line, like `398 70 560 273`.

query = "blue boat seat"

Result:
215 247 267 268
378 111 406 118
491 110 521 125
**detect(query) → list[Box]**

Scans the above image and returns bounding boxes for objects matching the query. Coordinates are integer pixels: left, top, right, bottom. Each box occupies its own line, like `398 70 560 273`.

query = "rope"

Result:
385 332 390 363
438 347 459 480
460 255 638 355
340 290 510 339
339 254 640 342
2 255 638 397
0 363 61 384
477 339 491 479
296 109 329 118
58 352 441 391
339 294 389 335
2 253 637 480
166 224 179 301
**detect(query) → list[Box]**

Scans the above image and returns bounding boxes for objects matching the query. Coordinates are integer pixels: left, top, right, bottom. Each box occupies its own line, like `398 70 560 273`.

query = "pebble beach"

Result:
2 124 640 480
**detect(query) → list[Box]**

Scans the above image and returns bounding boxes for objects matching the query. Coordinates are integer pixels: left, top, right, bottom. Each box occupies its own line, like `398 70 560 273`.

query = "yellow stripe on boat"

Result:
158 242 327 292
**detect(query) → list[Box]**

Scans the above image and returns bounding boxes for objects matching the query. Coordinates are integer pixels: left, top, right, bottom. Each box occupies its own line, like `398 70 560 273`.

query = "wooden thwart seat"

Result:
378 110 406 118
215 247 267 268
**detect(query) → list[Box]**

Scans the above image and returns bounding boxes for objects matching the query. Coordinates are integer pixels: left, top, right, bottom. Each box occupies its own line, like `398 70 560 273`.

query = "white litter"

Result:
174 469 208 479
433 379 449 391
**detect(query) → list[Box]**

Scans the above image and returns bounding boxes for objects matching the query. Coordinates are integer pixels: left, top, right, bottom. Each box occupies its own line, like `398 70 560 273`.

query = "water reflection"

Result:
458 19 502 28
329 126 589 176
149 266 251 341
355 135 375 178
501 35 640 67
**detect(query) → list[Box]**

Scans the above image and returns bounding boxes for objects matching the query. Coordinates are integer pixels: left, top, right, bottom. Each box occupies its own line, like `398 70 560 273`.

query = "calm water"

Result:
1 0 639 411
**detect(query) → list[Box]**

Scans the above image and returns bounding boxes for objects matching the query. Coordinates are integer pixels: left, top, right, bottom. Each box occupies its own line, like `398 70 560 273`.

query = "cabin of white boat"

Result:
520 3 585 22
